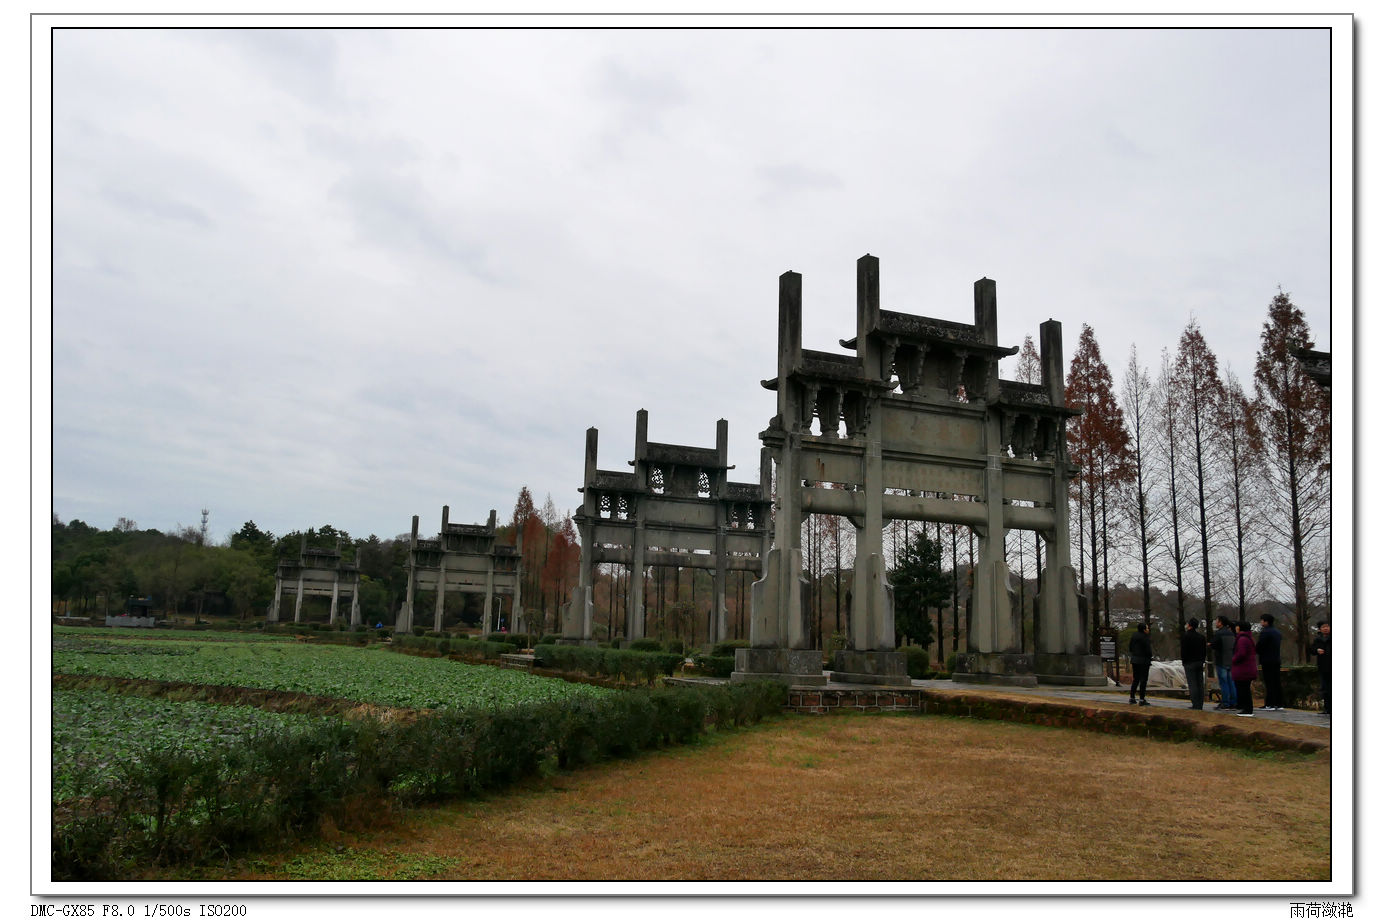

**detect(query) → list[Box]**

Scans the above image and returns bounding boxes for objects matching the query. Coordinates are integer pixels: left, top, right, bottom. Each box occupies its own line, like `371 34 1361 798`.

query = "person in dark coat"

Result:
1312 620 1331 715
1212 616 1238 709
1181 618 1208 709
1231 620 1259 716
1257 614 1285 710
1128 622 1152 706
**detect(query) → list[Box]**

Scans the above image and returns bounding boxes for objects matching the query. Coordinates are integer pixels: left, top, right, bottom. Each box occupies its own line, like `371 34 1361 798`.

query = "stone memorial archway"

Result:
734 254 1102 687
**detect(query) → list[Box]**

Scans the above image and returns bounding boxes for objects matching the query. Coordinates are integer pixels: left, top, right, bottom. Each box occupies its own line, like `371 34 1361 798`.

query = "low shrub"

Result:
375 628 392 640
628 638 663 652
664 639 685 656
411 626 425 637
897 645 930 679
538 634 559 646
1281 665 1321 710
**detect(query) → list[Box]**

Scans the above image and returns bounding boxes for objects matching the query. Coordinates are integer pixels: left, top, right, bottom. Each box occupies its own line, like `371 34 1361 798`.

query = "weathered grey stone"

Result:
951 652 1039 687
829 649 911 686
732 646 826 686
1033 652 1107 686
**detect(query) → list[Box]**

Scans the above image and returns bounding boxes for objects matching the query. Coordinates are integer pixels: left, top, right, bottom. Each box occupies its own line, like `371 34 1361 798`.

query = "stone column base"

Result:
829 650 911 686
1034 653 1107 686
732 647 826 687
951 652 1038 687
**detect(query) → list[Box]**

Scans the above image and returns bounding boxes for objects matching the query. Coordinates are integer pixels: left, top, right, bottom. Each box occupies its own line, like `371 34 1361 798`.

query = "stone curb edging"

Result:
786 687 1327 755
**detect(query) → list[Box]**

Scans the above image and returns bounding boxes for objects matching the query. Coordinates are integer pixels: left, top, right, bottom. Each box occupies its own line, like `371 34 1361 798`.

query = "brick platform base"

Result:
787 688 924 714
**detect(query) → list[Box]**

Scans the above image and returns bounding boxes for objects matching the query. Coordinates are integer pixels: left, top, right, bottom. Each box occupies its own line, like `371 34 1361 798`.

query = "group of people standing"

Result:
1127 614 1332 717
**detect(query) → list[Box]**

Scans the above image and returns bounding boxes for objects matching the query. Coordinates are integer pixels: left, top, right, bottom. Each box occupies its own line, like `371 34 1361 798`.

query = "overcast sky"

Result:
49 26 1335 543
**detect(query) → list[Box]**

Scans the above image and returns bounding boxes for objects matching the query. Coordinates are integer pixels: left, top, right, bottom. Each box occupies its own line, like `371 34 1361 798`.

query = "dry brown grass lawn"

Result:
222 711 1330 883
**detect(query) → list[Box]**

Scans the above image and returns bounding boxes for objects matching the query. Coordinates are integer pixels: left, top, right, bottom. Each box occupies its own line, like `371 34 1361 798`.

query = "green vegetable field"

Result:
51 689 335 802
52 628 612 710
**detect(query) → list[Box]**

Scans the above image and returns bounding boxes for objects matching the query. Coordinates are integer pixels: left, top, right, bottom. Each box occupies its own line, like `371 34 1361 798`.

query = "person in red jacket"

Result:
1231 620 1259 717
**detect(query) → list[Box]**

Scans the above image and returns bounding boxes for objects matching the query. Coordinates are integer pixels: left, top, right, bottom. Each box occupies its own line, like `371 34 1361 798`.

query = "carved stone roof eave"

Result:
640 442 723 469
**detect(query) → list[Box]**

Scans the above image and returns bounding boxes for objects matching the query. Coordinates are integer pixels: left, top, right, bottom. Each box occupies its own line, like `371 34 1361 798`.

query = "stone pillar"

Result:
268 577 282 623
330 566 341 626
626 409 649 642
398 515 419 633
829 255 907 685
627 517 646 641
1032 319 1103 685
713 526 728 644
434 558 447 633
735 270 823 686
350 577 361 627
484 557 495 632
562 428 599 645
713 418 729 644
293 571 304 624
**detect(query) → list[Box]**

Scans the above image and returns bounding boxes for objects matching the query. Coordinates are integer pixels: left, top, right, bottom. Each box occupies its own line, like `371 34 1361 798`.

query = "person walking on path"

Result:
1312 620 1331 715
1212 616 1238 709
1232 620 1259 716
1181 618 1208 709
1257 614 1285 711
1129 622 1153 706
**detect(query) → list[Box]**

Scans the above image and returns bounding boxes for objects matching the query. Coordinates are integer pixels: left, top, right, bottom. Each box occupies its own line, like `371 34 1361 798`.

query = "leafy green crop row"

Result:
52 634 611 711
52 690 331 802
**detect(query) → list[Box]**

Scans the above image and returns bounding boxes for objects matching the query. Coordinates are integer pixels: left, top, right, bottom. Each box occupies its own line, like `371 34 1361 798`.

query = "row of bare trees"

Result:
1060 291 1330 661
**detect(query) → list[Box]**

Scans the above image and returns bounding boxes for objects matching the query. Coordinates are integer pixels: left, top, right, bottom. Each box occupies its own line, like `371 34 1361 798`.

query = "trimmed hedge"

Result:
51 679 787 879
486 632 533 649
392 635 516 660
628 638 664 652
533 644 683 685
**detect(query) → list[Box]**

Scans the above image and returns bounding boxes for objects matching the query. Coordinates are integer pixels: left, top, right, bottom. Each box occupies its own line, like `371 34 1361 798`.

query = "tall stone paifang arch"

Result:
396 507 522 634
733 254 1103 687
562 410 774 645
268 538 362 626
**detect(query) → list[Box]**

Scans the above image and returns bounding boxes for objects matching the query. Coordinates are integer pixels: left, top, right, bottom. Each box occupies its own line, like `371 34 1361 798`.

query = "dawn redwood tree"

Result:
1120 347 1156 620
890 531 947 650
1152 350 1189 625
1066 324 1133 640
1216 368 1259 622
1172 319 1226 626
509 486 549 630
1250 291 1330 661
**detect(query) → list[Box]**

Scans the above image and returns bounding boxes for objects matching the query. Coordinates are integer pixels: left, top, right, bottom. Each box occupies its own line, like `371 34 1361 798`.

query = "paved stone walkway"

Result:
912 677 1332 729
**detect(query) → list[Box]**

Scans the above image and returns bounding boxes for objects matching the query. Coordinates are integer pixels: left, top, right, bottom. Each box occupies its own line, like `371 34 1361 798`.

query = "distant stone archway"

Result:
562 410 773 645
268 538 361 626
396 507 522 634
